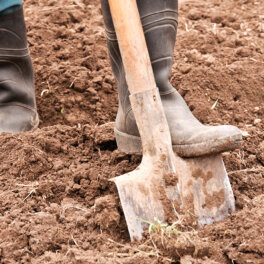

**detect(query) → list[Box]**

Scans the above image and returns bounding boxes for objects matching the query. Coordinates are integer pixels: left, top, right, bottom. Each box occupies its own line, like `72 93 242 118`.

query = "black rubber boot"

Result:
101 0 242 157
0 7 39 133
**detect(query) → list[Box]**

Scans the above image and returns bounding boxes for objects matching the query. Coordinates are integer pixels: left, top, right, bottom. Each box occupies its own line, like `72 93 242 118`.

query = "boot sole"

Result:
114 127 243 158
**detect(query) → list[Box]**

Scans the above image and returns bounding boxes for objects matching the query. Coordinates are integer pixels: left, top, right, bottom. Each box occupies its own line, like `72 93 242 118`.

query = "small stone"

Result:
92 76 103 84
185 49 203 63
211 12 225 23
253 106 260 112
216 31 227 43
227 15 236 23
235 38 248 47
203 54 215 66
104 75 115 84
241 130 249 137
178 64 192 74
235 47 252 57
72 79 86 92
253 119 261 125
72 184 81 191
224 40 236 48
87 87 97 95
231 22 241 30
188 9 202 20
102 82 112 93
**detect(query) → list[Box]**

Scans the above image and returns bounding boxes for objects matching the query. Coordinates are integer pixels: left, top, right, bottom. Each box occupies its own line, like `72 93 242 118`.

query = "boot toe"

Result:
172 125 242 157
0 105 39 134
210 125 242 142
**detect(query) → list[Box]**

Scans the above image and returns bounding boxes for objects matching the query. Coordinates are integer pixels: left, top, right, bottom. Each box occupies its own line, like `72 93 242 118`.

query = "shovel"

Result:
108 0 235 241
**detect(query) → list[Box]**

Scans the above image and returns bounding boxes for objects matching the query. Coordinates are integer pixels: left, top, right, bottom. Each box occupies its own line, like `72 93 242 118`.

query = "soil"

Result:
0 0 263 263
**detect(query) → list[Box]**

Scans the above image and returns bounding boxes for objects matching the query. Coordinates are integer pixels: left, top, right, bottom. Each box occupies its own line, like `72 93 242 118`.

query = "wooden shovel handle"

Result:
108 0 156 94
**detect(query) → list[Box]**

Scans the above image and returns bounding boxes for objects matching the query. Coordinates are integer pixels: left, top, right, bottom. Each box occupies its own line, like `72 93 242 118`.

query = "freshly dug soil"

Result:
0 0 263 263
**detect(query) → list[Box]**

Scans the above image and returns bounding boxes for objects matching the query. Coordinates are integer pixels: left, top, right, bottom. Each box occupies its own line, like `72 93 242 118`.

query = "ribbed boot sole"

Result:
114 127 242 157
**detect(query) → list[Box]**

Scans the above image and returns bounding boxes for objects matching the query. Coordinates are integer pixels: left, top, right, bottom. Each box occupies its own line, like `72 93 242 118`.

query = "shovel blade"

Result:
112 160 180 241
113 154 235 241
178 154 235 227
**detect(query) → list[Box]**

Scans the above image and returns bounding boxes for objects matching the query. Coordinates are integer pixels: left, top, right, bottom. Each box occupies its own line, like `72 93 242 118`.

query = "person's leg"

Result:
0 0 22 15
0 4 39 133
100 0 242 158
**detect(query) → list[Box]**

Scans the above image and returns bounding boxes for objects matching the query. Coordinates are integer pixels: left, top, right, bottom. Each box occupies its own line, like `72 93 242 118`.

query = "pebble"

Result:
235 47 252 57
211 12 224 23
253 119 261 125
203 54 216 66
87 87 97 95
253 107 260 112
92 76 103 84
188 9 202 20
178 64 192 74
241 130 250 137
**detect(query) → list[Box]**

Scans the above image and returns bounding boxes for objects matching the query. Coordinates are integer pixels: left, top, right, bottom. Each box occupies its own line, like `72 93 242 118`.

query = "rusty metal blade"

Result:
178 154 235 227
112 160 180 241
112 154 235 241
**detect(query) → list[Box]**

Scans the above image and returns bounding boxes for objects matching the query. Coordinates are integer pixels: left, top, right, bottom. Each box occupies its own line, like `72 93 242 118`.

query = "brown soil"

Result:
0 0 263 263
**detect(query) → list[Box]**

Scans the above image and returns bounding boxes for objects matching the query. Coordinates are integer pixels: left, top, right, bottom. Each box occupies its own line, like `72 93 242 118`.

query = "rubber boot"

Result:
0 7 39 133
101 0 242 157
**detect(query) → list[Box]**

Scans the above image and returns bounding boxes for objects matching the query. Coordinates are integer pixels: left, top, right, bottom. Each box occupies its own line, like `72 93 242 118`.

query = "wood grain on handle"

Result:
108 0 156 94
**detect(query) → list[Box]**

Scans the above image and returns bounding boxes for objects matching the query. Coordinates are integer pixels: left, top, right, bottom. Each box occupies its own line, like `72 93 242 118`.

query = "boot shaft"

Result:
0 7 35 108
101 0 178 100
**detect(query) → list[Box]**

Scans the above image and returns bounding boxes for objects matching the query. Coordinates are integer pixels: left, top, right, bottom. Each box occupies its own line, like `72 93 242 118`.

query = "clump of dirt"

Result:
0 0 263 263
151 231 211 262
200 195 264 264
